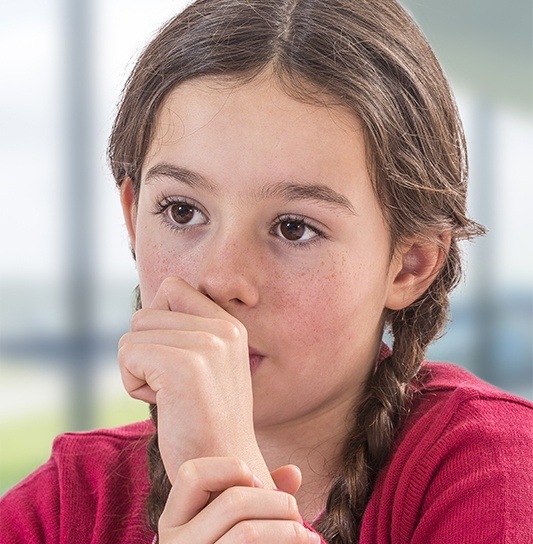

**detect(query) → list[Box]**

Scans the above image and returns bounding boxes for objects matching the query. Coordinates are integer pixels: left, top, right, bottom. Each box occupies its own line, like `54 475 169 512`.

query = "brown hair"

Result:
108 0 484 541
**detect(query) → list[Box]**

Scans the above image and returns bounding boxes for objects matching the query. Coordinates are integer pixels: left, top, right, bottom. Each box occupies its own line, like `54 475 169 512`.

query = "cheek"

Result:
135 235 201 307
136 245 169 307
269 255 343 330
270 252 388 353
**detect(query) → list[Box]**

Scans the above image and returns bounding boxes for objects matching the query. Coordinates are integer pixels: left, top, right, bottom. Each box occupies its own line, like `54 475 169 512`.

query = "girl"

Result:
2 0 532 542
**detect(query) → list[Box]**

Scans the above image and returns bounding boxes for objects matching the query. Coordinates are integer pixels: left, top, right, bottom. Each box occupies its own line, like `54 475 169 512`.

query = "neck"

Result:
255 399 354 522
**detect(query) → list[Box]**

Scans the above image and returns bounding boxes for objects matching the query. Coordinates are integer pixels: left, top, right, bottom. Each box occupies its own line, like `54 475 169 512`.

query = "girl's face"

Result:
122 74 407 429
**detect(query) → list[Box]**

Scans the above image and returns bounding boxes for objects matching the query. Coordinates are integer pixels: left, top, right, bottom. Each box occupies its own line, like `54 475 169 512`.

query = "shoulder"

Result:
50 419 153 482
2 419 154 499
51 419 154 460
1 458 60 544
417 360 531 405
409 361 533 439
362 362 533 543
400 362 533 490
0 420 154 544
52 419 154 508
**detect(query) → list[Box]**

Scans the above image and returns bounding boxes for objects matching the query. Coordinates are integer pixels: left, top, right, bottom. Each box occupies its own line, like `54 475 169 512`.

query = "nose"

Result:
196 233 260 309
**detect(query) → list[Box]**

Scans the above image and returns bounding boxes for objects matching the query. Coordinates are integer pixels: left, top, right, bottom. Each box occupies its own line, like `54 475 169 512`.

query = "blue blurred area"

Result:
0 0 532 443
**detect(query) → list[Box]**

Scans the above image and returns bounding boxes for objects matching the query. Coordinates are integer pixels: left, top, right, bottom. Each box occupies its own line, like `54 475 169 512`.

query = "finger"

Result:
160 457 256 529
119 327 228 352
118 328 251 403
128 309 217 335
150 277 243 329
150 276 220 316
164 488 301 543
118 342 191 402
216 520 321 544
127 308 245 337
271 464 302 495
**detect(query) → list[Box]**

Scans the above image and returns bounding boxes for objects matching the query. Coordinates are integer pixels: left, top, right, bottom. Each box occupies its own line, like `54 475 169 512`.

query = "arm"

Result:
118 278 328 543
0 458 60 544
118 276 274 487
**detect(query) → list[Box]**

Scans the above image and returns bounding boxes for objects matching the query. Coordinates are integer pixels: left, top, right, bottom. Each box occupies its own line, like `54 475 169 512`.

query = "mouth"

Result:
248 347 265 374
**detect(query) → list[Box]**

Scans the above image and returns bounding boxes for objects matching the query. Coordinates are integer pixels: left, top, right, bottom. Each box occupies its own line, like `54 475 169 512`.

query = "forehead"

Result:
142 73 372 205
148 72 363 152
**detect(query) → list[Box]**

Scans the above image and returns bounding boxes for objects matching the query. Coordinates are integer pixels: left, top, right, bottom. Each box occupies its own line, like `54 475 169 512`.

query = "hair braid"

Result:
316 239 462 542
146 405 171 536
131 287 171 536
316 353 413 542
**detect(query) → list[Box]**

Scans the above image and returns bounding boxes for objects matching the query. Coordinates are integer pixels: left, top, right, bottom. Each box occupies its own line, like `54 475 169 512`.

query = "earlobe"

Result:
120 177 138 255
385 233 451 311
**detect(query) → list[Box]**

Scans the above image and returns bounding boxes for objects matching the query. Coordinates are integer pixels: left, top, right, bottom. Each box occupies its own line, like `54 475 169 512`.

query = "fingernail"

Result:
307 530 321 544
298 513 304 525
252 474 264 488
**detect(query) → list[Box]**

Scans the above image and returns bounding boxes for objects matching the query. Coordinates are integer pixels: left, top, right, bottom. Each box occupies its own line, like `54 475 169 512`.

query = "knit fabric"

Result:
1 362 532 543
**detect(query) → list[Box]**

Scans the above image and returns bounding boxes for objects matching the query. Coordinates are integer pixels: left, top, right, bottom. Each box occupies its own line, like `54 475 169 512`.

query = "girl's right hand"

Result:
118 277 273 486
158 457 321 544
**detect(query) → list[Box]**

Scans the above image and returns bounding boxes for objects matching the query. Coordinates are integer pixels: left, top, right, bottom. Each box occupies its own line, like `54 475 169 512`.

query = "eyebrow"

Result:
144 162 357 216
258 182 357 216
144 163 218 192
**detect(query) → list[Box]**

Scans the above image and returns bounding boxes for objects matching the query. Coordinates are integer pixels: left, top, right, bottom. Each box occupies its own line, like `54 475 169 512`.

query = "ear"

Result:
385 232 451 311
120 177 138 254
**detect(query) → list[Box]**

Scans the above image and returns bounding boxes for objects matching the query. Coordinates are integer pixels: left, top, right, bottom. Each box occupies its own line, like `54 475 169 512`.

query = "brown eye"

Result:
168 203 195 224
279 220 306 241
159 199 207 229
272 215 323 245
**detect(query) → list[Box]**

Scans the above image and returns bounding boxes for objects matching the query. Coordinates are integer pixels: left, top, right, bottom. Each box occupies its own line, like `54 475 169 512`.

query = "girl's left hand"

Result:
158 457 321 544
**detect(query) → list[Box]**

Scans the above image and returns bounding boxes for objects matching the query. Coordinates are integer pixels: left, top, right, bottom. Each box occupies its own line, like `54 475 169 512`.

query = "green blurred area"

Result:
0 393 147 495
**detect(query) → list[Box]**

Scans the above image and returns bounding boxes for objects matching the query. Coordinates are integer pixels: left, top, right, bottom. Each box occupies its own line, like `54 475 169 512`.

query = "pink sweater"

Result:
1 362 532 543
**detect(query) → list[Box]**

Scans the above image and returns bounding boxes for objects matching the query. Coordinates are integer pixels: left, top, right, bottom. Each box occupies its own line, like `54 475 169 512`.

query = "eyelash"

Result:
271 214 328 248
153 195 208 231
153 195 328 247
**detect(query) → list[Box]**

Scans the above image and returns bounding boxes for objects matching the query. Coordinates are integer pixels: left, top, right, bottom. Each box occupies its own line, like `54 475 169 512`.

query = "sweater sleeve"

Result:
0 456 61 544
407 397 533 544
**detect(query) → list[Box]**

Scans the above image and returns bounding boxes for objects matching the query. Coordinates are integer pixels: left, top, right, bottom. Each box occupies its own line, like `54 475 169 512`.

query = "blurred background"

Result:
1 0 532 494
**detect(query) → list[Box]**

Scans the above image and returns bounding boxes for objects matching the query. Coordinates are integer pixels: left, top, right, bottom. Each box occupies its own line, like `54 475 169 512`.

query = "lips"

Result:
248 347 265 374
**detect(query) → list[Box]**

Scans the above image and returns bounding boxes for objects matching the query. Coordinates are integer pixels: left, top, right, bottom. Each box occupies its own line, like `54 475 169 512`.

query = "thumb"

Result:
270 464 302 495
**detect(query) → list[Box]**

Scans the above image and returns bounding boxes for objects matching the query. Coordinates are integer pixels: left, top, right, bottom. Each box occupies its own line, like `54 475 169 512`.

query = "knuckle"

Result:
217 318 245 342
162 276 180 295
117 340 133 363
234 520 259 544
225 487 249 516
229 457 251 480
117 331 130 350
161 276 175 288
284 492 298 517
129 309 146 331
157 514 170 536
198 330 222 350
234 320 248 339
289 521 308 542
175 459 199 486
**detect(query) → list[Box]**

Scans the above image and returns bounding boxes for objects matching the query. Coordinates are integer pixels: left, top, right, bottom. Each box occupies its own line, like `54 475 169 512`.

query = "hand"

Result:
158 457 321 544
118 277 273 485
